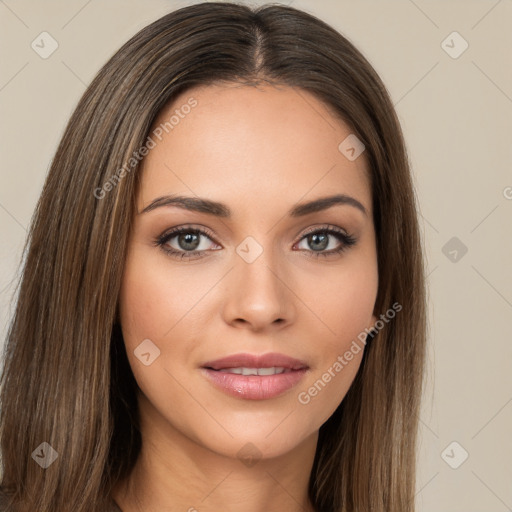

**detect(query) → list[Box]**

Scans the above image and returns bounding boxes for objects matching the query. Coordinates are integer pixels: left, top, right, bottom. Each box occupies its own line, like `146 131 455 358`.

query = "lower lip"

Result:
201 368 308 400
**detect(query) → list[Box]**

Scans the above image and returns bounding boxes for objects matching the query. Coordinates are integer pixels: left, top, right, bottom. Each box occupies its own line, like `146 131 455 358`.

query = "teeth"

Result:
256 367 281 376
218 367 287 376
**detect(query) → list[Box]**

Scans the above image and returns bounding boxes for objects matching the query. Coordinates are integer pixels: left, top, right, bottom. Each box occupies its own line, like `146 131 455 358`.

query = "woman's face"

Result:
119 83 378 460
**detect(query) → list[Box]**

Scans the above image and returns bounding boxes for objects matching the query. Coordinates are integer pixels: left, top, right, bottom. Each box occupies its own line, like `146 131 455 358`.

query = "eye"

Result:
154 225 220 260
154 224 357 261
294 225 357 258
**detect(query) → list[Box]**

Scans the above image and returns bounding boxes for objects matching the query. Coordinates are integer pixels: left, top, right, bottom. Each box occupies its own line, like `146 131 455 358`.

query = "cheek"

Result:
117 250 187 401
119 273 165 349
119 247 207 345
295 260 377 421
315 260 378 344
118 248 217 393
117 251 199 411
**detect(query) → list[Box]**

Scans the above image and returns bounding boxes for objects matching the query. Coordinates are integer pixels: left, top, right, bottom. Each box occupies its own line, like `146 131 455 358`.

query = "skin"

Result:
113 83 378 512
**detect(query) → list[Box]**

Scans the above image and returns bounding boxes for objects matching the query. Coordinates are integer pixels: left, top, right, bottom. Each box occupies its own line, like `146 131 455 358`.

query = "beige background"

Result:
1 0 511 510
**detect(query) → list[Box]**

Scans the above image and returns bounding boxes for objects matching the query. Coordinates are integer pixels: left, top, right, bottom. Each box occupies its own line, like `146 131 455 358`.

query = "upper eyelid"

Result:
299 224 349 237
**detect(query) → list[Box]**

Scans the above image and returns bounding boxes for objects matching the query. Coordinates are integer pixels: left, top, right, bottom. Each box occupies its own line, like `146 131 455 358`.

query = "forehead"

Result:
137 83 371 218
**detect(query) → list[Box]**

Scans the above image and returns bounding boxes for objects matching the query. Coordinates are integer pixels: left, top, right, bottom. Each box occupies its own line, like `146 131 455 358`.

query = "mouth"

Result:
213 366 293 375
200 353 309 400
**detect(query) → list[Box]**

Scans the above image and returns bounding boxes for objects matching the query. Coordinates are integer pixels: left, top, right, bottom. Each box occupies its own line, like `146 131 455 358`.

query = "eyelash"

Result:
154 224 357 261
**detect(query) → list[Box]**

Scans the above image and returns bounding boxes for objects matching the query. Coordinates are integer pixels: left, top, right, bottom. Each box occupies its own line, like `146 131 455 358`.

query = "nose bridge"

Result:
222 233 294 329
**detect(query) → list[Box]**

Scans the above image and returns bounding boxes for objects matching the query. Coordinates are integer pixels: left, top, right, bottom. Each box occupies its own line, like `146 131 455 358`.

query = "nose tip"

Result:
222 258 295 332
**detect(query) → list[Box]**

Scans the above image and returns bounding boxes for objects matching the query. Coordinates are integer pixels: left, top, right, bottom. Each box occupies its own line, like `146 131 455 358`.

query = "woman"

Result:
0 2 427 511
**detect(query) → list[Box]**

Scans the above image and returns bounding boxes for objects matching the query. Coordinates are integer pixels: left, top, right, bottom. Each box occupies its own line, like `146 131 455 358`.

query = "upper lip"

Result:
202 352 308 371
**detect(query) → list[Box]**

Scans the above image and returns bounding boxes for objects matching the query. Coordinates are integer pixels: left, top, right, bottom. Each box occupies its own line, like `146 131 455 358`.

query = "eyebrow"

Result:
140 193 368 217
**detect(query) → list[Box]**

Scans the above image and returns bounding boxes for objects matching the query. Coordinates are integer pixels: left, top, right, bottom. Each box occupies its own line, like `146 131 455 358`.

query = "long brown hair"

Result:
0 2 427 510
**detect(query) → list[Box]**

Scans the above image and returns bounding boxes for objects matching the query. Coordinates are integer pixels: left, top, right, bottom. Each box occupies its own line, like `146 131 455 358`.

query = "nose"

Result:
221 247 296 332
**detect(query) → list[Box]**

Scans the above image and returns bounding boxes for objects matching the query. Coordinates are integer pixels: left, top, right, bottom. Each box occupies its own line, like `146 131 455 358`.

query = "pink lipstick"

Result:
201 352 309 400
